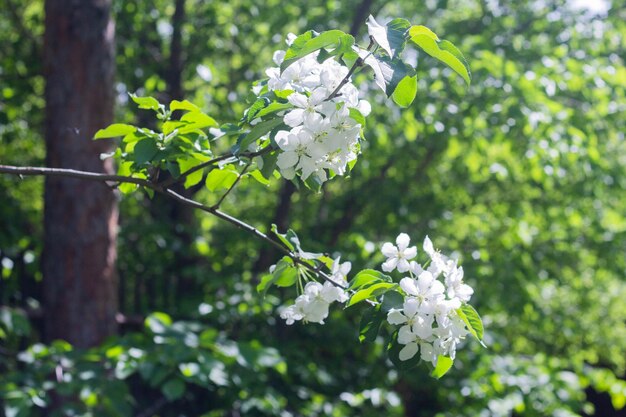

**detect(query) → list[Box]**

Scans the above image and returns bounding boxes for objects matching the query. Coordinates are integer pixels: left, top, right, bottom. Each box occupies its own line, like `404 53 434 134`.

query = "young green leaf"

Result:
130 93 162 111
392 74 418 107
243 97 270 123
133 138 159 165
457 304 486 346
257 257 298 295
347 282 396 306
431 355 454 379
281 30 351 71
408 27 471 85
270 224 301 252
94 123 137 139
170 99 201 113
178 158 205 188
205 166 238 192
348 269 391 290
237 118 283 152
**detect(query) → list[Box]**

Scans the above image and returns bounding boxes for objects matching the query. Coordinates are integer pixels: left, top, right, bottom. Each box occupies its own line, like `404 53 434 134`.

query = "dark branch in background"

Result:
135 397 168 417
167 0 186 101
0 164 343 288
349 0 375 37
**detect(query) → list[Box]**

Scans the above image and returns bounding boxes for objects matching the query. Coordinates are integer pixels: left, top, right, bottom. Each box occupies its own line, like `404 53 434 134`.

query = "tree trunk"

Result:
42 0 118 347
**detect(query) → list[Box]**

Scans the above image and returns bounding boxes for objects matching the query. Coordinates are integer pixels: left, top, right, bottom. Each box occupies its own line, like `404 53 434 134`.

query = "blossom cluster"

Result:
383 233 474 366
265 35 371 183
279 258 351 325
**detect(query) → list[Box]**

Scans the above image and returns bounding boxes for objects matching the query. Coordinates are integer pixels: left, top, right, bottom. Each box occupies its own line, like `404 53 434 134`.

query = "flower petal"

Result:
399 277 419 296
284 109 304 127
403 246 418 260
403 298 419 318
277 151 298 169
397 325 415 344
381 242 397 258
396 233 411 251
399 342 419 361
387 309 408 325
382 258 398 273
287 92 308 108
423 235 434 256
397 258 411 273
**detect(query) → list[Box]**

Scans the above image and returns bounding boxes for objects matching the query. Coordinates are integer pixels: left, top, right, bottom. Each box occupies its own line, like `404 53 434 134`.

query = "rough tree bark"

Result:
42 0 118 347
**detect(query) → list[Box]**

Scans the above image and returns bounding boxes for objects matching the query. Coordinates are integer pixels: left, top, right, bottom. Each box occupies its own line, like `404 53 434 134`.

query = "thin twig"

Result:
0 165 153 188
212 162 251 209
325 38 375 101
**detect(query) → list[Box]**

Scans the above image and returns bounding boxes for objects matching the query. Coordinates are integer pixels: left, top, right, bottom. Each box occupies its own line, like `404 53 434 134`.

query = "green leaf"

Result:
161 378 185 401
205 166 238 192
408 27 471 85
237 118 283 152
381 290 404 313
178 158 204 188
349 108 366 126
281 30 350 71
130 93 162 111
366 15 410 59
260 151 278 179
243 97 270 123
180 111 218 130
133 138 159 165
248 169 271 186
349 269 391 290
392 75 418 107
431 355 454 379
348 282 396 307
272 259 298 287
358 49 415 97
117 161 142 194
270 224 300 252
94 123 136 139
257 257 297 295
170 99 201 113
359 306 384 343
255 102 292 119
256 274 275 295
457 304 486 346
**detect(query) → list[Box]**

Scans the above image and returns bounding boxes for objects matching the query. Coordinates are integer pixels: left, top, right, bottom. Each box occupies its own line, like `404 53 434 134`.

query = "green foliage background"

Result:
1 0 625 416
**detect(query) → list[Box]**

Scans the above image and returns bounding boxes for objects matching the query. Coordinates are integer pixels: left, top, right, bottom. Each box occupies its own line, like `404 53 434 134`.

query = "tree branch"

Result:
0 165 152 188
0 163 344 288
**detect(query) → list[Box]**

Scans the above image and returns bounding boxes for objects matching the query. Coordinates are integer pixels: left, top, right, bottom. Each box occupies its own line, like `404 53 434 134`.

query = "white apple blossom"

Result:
381 233 418 273
330 257 352 284
380 233 477 365
263 36 371 184
280 281 348 325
